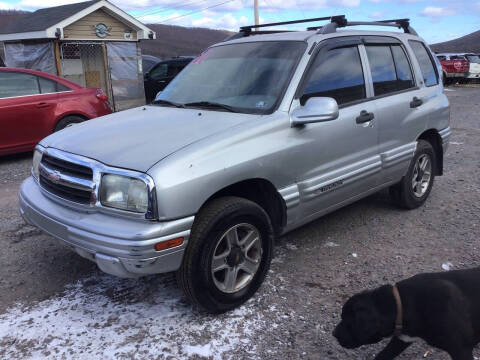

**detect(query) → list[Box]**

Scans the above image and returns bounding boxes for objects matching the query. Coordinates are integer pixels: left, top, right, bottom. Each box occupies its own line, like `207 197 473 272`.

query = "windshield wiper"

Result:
184 101 238 113
152 99 185 108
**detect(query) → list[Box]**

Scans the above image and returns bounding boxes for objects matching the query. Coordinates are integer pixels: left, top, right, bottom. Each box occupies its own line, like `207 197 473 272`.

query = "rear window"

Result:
467 55 480 63
409 41 439 87
437 55 446 61
0 72 40 98
38 77 70 93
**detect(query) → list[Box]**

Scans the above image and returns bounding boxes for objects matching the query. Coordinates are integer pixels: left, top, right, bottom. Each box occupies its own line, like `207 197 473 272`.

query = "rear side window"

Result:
38 77 70 93
0 72 40 98
365 46 397 96
409 41 439 87
391 46 415 91
365 45 415 96
302 46 366 105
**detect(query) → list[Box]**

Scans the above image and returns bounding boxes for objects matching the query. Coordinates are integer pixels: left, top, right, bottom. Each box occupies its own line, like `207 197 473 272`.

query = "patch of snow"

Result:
0 273 268 360
443 89 455 92
285 244 298 250
450 142 463 145
352 253 358 258
442 262 453 271
324 241 339 247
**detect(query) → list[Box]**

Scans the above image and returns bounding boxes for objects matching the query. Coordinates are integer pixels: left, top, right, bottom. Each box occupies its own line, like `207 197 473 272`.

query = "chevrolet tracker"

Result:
19 16 450 313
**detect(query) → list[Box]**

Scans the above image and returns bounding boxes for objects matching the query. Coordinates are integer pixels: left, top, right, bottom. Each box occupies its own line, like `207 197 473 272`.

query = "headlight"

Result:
32 147 43 180
100 174 149 213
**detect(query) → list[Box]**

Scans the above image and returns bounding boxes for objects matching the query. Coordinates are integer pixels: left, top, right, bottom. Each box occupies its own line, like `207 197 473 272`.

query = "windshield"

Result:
467 55 480 63
155 41 307 114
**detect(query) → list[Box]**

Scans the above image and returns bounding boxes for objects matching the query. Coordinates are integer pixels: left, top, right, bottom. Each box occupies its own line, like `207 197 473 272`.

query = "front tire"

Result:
390 140 436 209
177 196 274 313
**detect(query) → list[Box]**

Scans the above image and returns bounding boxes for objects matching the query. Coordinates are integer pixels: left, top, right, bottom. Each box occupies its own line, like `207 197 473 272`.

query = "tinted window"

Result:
450 55 466 60
150 63 168 79
366 46 397 96
467 55 480 63
302 46 365 105
0 72 40 98
391 45 415 91
409 41 438 87
437 55 446 61
38 77 70 93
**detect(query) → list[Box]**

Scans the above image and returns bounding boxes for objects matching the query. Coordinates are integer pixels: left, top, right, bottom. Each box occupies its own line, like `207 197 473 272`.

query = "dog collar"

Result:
392 284 403 337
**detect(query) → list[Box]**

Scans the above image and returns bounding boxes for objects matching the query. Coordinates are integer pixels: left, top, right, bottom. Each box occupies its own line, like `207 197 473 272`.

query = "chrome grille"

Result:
41 154 93 179
39 153 95 205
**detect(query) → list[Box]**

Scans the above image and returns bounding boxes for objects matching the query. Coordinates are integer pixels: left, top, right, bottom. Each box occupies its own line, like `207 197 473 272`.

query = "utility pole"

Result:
254 0 259 28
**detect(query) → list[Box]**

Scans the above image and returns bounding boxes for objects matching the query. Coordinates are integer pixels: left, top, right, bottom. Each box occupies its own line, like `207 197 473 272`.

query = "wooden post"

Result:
102 42 114 108
54 41 62 76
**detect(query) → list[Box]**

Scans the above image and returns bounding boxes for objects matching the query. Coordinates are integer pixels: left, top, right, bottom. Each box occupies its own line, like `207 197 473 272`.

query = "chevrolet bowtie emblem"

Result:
48 171 61 183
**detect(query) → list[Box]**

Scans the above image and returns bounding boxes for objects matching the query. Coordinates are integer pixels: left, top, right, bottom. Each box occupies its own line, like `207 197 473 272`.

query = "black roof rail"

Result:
239 16 342 34
335 18 418 35
224 15 417 41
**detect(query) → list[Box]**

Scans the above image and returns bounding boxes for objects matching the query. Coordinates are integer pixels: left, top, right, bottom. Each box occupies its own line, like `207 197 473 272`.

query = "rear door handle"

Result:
36 102 50 108
410 97 423 108
356 110 375 124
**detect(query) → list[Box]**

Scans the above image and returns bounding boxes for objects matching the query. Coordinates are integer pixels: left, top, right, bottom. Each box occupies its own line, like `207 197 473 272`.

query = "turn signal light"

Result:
154 237 184 251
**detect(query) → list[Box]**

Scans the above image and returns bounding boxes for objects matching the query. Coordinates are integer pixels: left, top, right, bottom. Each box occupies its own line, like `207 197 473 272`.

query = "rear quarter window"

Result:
408 41 439 87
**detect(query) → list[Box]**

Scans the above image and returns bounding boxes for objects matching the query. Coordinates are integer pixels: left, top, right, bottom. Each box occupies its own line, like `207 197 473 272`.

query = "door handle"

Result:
356 110 375 124
410 97 423 108
36 102 50 108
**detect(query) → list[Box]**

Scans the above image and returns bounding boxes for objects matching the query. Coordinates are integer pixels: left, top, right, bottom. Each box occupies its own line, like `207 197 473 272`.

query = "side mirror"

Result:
144 72 151 80
290 97 339 127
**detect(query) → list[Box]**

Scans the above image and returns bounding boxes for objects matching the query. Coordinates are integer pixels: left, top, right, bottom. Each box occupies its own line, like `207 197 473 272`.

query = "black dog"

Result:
333 267 480 360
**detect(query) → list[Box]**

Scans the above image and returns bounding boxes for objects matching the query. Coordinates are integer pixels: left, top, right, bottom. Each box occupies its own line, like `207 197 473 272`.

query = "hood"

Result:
41 106 258 172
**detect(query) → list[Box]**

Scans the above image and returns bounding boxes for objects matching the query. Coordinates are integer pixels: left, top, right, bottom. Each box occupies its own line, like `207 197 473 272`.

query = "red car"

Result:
0 68 112 156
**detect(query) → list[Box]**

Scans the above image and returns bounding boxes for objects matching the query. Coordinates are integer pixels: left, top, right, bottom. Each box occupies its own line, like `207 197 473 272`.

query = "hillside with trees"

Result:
431 30 480 53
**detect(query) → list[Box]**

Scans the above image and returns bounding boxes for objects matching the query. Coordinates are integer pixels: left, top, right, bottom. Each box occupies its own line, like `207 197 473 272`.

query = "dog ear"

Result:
353 300 383 345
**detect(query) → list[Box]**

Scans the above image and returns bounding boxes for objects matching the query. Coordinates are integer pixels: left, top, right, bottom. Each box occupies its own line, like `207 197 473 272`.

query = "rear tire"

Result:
390 140 436 209
177 196 274 313
54 115 86 132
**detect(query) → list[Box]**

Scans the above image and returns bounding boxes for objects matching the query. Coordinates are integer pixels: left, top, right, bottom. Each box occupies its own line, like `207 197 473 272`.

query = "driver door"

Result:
290 39 381 221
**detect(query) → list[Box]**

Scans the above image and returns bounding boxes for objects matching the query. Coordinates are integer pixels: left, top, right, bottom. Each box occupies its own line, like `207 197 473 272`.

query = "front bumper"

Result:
19 177 194 278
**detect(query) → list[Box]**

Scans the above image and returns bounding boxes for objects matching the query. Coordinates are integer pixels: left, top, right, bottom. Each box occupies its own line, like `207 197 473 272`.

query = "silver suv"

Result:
19 16 450 313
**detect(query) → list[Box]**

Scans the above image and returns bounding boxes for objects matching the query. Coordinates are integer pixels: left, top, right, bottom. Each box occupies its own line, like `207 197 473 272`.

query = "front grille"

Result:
40 174 92 204
42 155 93 179
39 153 94 205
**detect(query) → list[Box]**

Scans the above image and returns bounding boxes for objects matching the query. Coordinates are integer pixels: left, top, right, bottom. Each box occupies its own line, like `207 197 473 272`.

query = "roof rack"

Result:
224 15 417 41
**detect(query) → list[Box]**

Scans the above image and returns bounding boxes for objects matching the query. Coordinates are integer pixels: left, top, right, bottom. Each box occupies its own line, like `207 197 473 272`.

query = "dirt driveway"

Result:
0 87 479 359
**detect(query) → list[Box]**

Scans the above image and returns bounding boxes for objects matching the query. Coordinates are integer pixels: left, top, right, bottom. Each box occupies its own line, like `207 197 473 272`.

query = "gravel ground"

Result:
0 87 479 360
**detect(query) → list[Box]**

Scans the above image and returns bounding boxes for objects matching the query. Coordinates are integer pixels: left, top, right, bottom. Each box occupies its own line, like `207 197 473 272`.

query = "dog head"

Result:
333 286 393 349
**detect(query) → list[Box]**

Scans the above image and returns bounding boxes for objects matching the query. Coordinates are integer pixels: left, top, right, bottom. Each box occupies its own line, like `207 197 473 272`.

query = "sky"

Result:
0 0 478 44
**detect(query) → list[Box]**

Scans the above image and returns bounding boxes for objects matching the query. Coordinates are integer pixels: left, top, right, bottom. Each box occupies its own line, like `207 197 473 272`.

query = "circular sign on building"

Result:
94 23 110 38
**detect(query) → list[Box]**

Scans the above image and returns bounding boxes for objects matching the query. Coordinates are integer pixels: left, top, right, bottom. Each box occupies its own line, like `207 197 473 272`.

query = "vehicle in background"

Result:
436 53 469 85
143 56 194 103
0 68 112 156
142 54 161 75
465 54 480 80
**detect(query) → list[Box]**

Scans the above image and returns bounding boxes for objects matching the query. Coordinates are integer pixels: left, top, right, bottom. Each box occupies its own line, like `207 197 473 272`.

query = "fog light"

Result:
154 237 184 251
